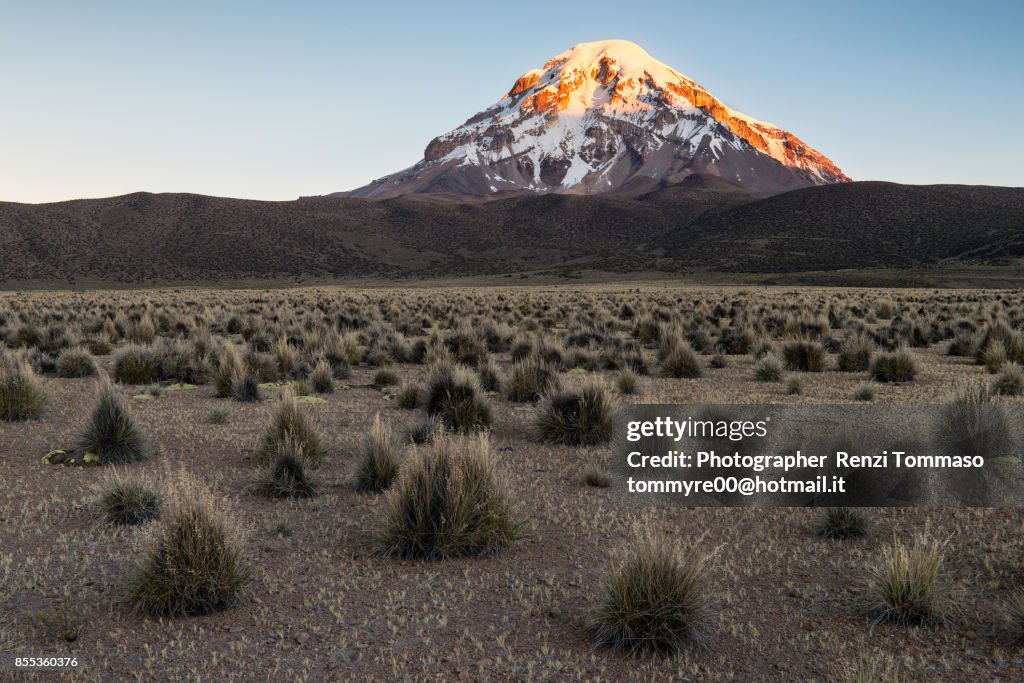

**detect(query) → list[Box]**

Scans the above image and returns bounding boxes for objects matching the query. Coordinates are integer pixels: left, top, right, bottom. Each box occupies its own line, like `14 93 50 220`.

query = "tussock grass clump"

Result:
409 414 444 444
56 347 98 378
98 469 162 525
213 345 244 398
582 465 612 488
616 367 639 395
817 507 868 540
396 382 422 409
128 475 252 617
831 653 903 683
256 439 317 499
753 353 784 382
372 368 399 388
477 359 503 393
506 356 561 403
206 406 231 424
853 383 877 402
933 381 1010 465
837 335 874 372
356 414 402 493
423 362 493 432
113 344 161 384
871 349 918 382
0 353 46 421
993 363 1024 396
310 359 335 394
255 391 327 467
231 371 261 402
591 533 712 656
379 432 523 560
536 380 614 446
870 535 948 626
786 377 804 395
782 339 826 372
75 380 148 464
659 340 702 379
981 339 1007 373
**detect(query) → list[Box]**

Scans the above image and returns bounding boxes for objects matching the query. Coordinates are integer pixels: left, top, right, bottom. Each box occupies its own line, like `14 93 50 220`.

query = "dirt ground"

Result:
2 284 1024 681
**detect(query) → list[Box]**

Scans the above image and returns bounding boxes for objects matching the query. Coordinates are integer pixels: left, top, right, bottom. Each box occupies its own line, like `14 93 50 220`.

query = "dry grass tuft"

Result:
378 432 523 560
591 532 712 656
128 474 253 617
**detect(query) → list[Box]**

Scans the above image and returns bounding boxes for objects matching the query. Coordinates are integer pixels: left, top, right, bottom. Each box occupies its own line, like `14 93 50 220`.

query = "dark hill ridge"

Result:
1 180 1022 285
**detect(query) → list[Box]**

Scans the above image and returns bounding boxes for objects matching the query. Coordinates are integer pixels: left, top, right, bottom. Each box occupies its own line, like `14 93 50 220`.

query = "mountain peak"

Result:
348 40 849 199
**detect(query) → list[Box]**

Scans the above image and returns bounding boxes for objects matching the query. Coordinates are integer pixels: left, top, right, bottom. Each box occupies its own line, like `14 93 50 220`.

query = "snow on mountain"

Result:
348 40 850 198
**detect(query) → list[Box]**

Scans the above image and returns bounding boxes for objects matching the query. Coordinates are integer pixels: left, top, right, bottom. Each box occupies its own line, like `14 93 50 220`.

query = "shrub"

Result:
254 391 327 467
660 342 703 379
113 344 161 384
853 383 877 402
0 354 46 421
709 353 727 369
871 535 947 626
206 406 231 424
256 439 317 499
506 356 561 403
310 359 335 394
56 347 97 378
356 414 402 493
871 349 918 382
753 353 784 382
817 507 867 540
128 476 252 617
993 363 1024 396
782 339 826 372
98 470 162 525
423 362 493 432
591 533 711 656
837 335 874 372
536 380 614 446
378 432 523 560
76 380 148 464
616 367 639 395
786 377 804 395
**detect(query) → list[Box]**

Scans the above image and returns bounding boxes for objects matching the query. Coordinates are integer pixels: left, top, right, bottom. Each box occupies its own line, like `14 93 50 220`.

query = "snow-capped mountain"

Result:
348 40 849 198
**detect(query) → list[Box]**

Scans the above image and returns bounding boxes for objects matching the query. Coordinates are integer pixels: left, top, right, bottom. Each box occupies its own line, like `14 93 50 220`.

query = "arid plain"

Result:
3 283 1024 681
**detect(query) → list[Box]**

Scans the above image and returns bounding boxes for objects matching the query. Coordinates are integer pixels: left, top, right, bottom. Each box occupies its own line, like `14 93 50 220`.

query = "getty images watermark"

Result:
612 405 1024 507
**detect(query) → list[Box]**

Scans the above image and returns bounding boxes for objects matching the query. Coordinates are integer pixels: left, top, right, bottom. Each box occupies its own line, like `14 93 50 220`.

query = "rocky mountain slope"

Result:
348 40 849 199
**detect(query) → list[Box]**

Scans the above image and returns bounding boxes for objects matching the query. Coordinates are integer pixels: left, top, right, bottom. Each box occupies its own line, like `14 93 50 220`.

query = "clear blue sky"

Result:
3 0 1022 203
